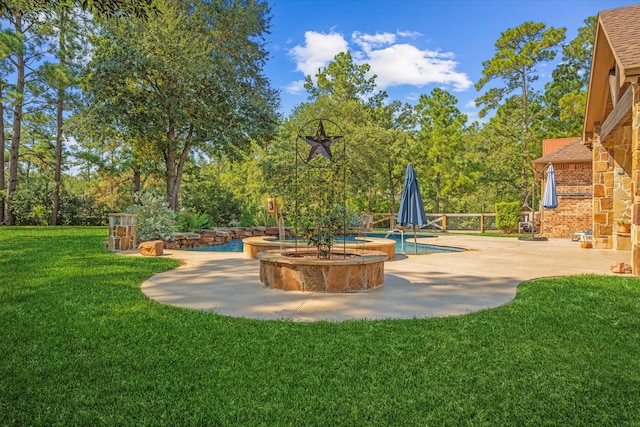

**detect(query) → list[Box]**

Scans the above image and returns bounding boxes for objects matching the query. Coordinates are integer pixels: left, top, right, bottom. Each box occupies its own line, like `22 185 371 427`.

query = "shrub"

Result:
176 211 212 232
58 193 109 226
128 192 176 242
495 201 520 234
10 182 51 225
181 177 242 227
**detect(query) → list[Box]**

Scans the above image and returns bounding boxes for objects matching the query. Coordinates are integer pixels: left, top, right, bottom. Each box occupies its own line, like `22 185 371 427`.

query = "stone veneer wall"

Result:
592 125 633 249
540 163 592 238
632 82 640 275
167 226 295 249
108 213 137 251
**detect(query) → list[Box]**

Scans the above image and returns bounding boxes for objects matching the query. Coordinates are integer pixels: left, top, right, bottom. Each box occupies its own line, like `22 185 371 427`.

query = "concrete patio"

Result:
140 234 630 322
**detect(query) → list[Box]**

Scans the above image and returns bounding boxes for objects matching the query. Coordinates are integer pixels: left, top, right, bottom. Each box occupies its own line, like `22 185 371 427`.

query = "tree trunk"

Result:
6 14 25 226
434 171 441 214
165 146 178 210
164 123 193 210
0 86 5 225
387 160 396 216
51 10 66 226
520 66 531 206
132 166 141 198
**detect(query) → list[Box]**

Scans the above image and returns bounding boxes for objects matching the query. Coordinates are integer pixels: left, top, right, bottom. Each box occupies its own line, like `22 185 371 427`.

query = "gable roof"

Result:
583 4 640 141
532 139 592 172
600 4 640 75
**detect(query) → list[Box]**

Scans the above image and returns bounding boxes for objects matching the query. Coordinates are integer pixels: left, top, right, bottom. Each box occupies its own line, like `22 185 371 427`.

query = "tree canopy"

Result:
0 6 599 228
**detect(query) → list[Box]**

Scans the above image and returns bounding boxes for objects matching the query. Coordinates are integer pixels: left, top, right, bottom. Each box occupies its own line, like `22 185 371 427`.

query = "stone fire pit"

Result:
258 249 387 292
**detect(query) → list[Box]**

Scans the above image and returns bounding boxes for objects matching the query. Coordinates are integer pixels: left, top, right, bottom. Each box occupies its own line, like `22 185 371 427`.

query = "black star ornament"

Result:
304 120 343 162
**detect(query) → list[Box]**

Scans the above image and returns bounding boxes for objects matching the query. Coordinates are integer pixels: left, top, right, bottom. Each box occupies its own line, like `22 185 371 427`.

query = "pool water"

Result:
185 232 465 254
374 233 465 254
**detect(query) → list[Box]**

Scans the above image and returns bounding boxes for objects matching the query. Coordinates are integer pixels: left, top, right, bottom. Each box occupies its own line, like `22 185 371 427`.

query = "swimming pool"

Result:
185 232 465 254
374 232 465 254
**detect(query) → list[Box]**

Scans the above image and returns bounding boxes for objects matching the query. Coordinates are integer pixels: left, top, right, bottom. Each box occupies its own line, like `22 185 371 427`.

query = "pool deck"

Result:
140 234 631 322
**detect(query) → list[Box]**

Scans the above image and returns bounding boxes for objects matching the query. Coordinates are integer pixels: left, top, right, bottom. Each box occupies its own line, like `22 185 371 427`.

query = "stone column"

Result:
108 213 137 251
592 123 614 249
631 79 640 275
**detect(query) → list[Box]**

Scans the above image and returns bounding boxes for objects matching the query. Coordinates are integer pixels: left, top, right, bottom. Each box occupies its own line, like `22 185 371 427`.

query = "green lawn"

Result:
1 227 639 425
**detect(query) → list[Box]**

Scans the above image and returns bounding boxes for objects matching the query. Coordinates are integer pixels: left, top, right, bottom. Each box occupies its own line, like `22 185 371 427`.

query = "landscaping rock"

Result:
138 240 164 256
610 261 632 274
580 240 592 249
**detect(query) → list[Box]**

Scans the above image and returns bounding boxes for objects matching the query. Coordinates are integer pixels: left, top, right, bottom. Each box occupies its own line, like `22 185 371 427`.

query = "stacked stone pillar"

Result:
592 124 614 249
108 213 137 251
632 80 640 275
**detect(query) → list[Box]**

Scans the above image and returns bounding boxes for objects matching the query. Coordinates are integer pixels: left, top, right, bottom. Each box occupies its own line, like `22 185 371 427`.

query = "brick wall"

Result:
540 162 592 238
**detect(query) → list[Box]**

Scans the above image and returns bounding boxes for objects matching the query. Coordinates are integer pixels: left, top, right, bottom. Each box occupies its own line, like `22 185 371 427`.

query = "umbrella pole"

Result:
414 225 417 254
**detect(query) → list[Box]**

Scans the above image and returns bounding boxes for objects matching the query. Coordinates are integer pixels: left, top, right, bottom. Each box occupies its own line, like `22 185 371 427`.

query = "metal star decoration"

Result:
303 120 343 162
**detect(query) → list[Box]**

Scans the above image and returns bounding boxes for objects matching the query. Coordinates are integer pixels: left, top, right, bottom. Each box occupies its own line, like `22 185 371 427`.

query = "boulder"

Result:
138 240 164 256
610 261 632 274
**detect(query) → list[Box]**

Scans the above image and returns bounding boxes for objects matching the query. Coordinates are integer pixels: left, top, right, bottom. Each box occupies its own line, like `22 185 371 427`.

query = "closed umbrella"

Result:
397 164 427 253
542 163 558 209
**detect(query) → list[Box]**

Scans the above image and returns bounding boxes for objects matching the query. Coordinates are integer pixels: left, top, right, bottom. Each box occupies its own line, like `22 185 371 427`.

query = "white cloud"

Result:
289 31 348 77
288 29 472 96
397 30 421 39
365 43 472 91
352 31 397 52
285 80 306 95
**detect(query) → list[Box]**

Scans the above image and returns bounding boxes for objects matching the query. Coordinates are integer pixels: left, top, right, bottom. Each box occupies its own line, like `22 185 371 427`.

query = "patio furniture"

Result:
570 229 592 242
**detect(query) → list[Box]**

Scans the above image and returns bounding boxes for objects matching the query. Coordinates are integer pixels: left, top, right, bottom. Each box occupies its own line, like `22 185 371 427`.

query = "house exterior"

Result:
532 138 592 238
583 4 640 274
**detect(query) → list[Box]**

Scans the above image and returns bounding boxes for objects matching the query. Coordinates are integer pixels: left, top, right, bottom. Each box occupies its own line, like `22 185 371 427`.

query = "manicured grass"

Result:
1 227 640 425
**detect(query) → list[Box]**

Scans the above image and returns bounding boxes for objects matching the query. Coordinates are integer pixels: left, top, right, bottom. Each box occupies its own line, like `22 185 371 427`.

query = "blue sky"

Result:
263 0 639 122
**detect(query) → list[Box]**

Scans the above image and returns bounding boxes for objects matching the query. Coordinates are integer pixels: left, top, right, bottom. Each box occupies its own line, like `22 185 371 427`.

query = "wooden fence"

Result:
367 211 535 233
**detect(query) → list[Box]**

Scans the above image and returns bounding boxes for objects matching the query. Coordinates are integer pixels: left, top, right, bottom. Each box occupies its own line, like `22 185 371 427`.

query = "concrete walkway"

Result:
140 234 629 322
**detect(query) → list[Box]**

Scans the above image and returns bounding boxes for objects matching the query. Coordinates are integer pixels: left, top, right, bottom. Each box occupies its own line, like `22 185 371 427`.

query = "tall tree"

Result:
304 51 385 107
474 97 530 208
1 5 50 225
39 7 89 225
475 21 565 204
0 0 159 20
82 0 279 210
0 67 8 224
543 16 596 137
413 88 469 213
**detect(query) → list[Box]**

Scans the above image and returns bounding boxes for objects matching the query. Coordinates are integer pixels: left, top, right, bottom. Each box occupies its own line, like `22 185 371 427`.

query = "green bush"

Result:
181 177 242 226
58 193 109 226
11 182 52 225
495 201 520 234
128 192 176 242
176 211 212 232
10 177 109 226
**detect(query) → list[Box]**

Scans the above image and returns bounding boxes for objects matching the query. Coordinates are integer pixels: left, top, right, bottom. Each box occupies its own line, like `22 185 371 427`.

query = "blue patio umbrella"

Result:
397 163 427 253
542 163 558 209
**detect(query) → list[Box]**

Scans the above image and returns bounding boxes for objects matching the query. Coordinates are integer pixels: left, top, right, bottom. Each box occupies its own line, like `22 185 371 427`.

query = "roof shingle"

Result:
599 4 640 72
533 139 592 166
